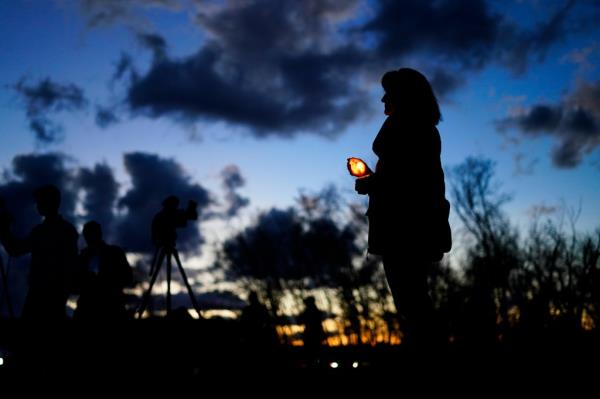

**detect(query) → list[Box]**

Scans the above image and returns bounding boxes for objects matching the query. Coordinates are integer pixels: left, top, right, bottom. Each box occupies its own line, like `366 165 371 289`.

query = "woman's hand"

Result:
355 176 371 195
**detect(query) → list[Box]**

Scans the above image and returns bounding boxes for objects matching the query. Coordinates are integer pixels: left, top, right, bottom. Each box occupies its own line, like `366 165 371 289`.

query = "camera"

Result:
151 196 198 248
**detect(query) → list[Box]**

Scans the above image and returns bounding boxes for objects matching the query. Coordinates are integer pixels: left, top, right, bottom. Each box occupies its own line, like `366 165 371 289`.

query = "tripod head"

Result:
151 195 198 249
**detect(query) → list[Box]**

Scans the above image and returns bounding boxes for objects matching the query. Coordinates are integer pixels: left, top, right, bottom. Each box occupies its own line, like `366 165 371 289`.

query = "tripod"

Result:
136 245 202 319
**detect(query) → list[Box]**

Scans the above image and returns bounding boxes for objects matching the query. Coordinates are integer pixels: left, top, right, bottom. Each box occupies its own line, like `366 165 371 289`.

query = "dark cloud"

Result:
0 153 77 236
0 151 221 255
430 68 465 100
516 105 563 133
222 208 304 281
497 80 600 168
563 43 600 72
363 0 578 75
13 79 87 113
496 0 576 74
29 117 64 145
86 0 590 139
13 78 88 144
362 0 499 69
111 53 136 85
115 152 212 254
79 0 180 28
220 164 249 218
95 105 120 128
0 152 228 315
222 195 359 285
197 0 359 57
78 163 119 235
123 1 368 138
137 32 167 62
125 48 368 138
0 154 124 313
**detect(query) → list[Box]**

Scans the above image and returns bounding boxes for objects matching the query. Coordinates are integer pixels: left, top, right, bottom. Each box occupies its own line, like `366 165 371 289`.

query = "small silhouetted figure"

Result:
0 185 78 320
151 195 198 250
74 221 133 321
299 296 325 352
240 291 277 347
354 68 451 348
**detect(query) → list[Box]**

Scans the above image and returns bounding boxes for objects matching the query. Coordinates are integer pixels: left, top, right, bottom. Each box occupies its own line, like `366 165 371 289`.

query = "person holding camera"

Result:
0 185 78 320
151 195 198 250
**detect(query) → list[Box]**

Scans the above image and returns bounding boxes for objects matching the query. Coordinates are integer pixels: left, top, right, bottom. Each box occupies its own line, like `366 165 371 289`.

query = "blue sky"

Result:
1 0 600 249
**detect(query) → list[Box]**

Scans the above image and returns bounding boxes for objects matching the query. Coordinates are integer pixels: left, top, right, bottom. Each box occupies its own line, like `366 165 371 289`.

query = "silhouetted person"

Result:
74 221 133 321
354 68 451 348
298 296 325 361
0 185 78 320
240 291 277 347
152 195 198 250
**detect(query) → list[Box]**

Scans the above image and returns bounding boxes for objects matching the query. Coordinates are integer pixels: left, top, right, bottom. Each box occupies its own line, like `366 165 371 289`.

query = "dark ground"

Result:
1 319 599 389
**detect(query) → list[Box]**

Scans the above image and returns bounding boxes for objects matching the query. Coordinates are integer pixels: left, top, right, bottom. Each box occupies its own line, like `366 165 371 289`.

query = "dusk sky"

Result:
1 0 600 266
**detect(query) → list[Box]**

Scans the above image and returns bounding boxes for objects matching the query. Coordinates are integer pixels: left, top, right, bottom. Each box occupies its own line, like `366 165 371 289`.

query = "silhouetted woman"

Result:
355 68 451 346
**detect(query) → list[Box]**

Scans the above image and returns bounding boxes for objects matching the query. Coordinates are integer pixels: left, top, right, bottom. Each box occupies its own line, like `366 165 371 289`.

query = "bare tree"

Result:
448 157 520 344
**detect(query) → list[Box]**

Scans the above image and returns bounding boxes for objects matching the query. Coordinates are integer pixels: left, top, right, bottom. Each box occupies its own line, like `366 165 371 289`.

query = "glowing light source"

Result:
347 157 372 178
0 357 4 366
329 362 339 369
352 361 359 368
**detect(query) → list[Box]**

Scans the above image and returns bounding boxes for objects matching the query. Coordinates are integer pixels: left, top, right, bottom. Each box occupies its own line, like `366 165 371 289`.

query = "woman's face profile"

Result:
381 92 395 116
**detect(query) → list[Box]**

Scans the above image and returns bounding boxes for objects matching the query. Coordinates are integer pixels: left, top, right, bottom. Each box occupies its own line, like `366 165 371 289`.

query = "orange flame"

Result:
347 157 371 178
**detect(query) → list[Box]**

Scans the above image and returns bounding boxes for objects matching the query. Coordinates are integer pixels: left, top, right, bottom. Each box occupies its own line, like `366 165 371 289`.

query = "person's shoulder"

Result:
106 243 127 257
67 223 79 238
106 243 123 251
36 216 76 236
57 215 79 234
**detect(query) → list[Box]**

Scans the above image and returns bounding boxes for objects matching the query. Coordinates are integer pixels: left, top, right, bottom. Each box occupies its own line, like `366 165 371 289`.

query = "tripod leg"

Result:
148 247 162 276
136 249 166 319
166 251 172 316
172 249 203 319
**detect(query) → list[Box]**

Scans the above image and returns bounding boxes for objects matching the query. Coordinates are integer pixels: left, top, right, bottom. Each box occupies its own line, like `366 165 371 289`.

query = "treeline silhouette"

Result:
1 156 599 377
217 156 600 352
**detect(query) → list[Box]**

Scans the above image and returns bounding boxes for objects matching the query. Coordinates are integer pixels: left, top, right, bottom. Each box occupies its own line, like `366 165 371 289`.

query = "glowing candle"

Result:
347 157 372 178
